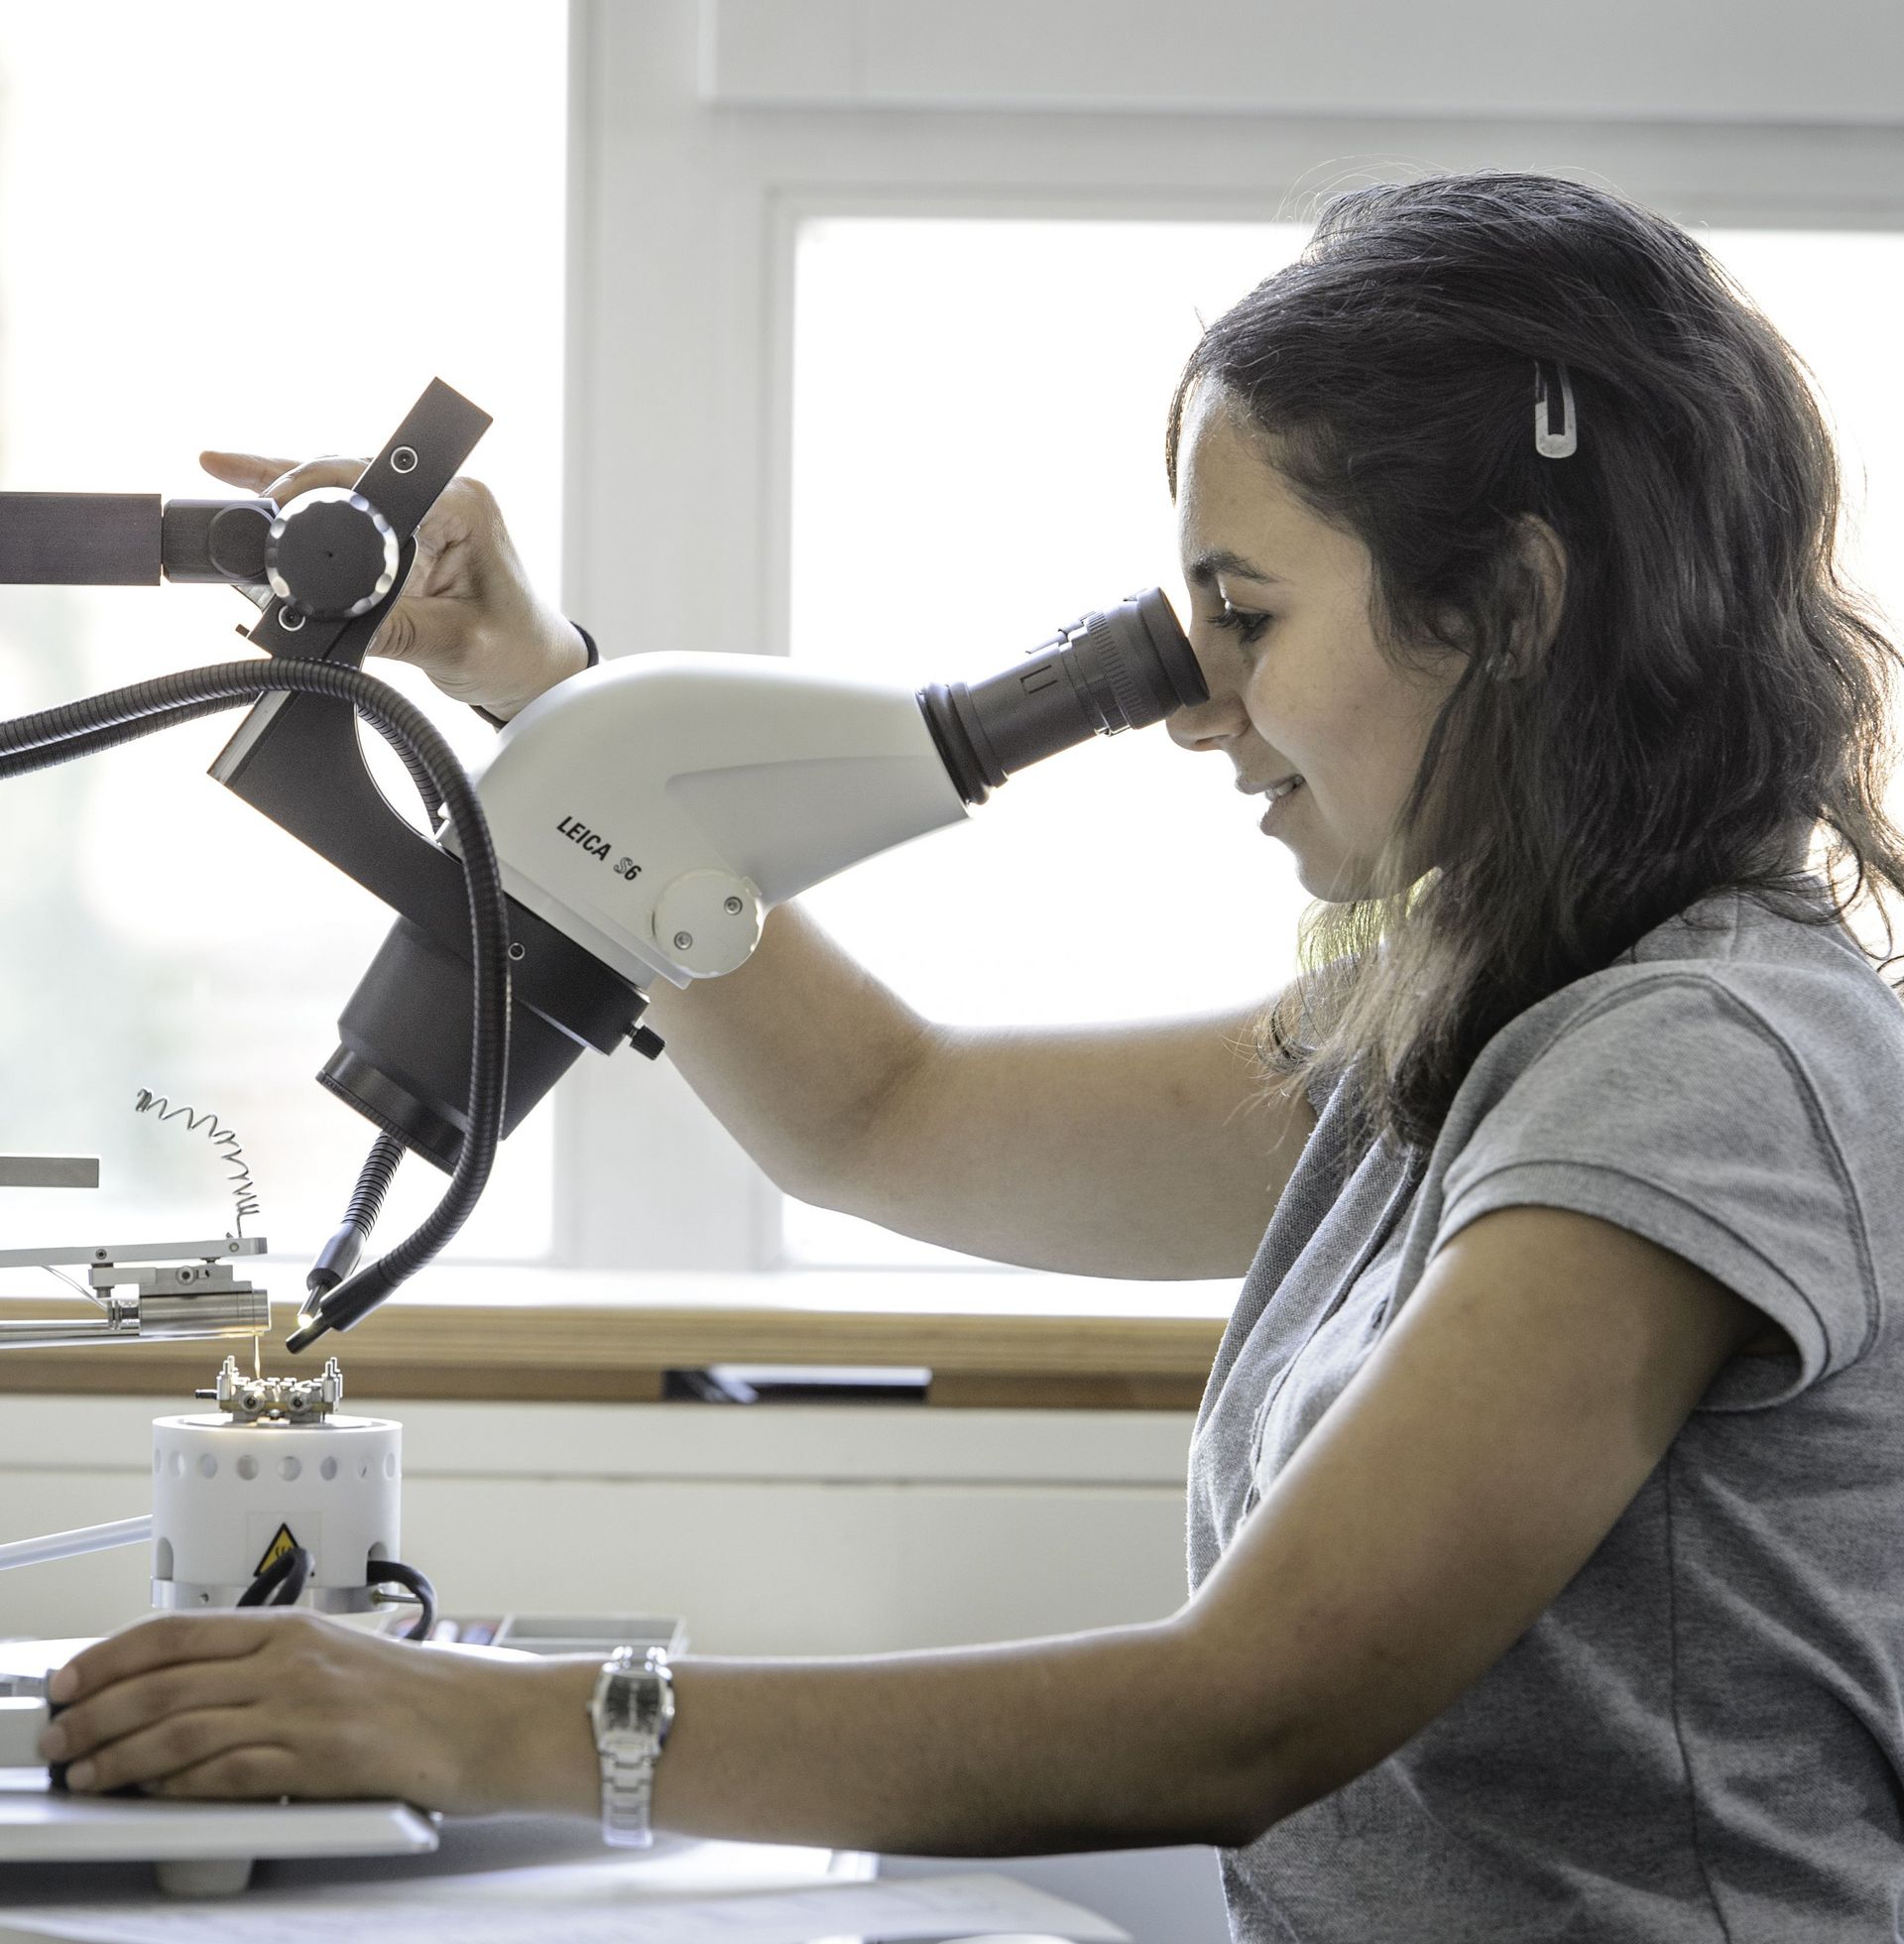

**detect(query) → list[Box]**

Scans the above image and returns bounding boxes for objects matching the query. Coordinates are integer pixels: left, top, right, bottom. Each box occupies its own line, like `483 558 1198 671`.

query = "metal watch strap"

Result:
599 1743 658 1848
589 1643 674 1849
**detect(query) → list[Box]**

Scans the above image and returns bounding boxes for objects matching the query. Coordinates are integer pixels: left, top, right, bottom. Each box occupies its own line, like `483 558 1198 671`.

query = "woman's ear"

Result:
1442 516 1568 679
1484 515 1569 679
1512 514 1569 665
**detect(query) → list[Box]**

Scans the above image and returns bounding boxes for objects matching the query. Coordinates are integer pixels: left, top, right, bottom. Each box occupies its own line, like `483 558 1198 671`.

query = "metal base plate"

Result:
0 1767 437 1867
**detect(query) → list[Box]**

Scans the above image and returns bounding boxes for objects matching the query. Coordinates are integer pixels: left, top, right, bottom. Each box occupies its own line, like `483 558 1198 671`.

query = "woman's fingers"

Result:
146 1743 304 1800
52 1611 279 1706
46 1612 370 1800
42 1609 569 1813
198 449 294 493
192 447 577 714
44 1650 274 1772
266 455 369 505
62 1705 283 1796
199 450 366 505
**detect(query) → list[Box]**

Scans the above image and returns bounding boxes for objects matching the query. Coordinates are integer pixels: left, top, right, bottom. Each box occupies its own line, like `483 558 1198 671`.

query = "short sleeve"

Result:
1434 975 1875 1411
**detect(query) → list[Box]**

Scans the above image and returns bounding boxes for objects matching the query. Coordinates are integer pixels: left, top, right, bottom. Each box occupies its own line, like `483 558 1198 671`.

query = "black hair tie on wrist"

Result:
473 622 598 729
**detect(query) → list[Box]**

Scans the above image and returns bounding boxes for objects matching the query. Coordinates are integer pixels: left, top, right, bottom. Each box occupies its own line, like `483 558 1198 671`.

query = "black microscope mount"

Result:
0 380 650 1172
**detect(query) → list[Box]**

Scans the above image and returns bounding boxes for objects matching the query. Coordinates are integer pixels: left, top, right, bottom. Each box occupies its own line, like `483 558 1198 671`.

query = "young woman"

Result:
40 171 1904 1941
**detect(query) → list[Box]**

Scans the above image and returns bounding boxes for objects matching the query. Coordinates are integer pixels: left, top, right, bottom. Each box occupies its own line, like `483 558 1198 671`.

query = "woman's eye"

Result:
1210 601 1273 649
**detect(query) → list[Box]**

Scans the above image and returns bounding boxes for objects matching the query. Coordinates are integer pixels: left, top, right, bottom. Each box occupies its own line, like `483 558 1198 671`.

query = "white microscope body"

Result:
452 652 971 989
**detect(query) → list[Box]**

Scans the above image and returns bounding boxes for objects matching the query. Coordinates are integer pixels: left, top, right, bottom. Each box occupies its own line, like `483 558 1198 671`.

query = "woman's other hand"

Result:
200 450 590 722
39 1609 596 1814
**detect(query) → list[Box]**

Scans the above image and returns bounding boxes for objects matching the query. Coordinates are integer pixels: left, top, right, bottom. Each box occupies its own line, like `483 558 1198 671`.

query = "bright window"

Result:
783 217 1904 1268
0 4 567 1263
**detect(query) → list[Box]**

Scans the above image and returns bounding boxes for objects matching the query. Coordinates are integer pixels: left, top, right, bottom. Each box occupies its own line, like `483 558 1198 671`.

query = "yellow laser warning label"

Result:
254 1523 300 1577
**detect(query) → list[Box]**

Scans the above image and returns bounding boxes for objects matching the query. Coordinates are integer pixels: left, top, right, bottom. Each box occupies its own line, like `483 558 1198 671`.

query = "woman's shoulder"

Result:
1424 878 1904 1403
1497 874 1902 1083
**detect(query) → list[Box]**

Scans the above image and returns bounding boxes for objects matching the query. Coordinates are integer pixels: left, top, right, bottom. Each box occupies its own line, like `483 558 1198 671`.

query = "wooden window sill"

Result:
0 1271 1230 1410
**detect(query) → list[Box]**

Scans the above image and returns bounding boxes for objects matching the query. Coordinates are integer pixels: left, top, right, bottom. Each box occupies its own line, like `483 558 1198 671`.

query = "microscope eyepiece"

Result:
916 585 1205 805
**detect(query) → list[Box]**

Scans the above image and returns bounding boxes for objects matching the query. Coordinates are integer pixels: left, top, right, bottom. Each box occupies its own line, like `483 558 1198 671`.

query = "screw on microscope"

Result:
391 447 419 473
724 897 743 914
673 931 693 951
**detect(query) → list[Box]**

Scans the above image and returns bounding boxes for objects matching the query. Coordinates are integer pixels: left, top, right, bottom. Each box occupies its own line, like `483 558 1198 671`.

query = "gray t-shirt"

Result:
1187 879 1904 1942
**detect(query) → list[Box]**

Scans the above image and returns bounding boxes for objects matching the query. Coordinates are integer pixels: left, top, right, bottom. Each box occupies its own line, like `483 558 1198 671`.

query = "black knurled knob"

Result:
267 488 400 620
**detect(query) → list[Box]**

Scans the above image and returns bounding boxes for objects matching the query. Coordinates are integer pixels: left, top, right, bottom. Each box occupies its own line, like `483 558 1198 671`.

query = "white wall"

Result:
702 0 1904 124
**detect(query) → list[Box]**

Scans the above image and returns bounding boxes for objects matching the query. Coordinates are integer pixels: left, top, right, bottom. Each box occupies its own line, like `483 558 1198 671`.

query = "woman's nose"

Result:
1166 674 1249 753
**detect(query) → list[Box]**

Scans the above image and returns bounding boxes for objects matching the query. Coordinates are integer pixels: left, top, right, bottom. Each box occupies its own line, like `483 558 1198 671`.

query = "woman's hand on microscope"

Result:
38 1609 597 1815
199 449 590 722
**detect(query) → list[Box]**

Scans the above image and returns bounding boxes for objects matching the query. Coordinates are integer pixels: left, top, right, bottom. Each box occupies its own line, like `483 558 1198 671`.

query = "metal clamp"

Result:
196 1354 344 1423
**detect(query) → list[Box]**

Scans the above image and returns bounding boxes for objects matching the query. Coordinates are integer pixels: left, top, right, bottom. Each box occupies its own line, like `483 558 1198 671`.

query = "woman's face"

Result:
1167 383 1465 902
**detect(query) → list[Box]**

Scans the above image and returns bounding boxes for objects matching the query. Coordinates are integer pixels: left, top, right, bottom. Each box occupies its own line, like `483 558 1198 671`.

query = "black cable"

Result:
390 739 445 823
0 659 511 1346
0 696 446 820
0 695 243 766
368 1557 437 1642
305 1131 407 1303
237 1544 312 1608
232 1546 436 1635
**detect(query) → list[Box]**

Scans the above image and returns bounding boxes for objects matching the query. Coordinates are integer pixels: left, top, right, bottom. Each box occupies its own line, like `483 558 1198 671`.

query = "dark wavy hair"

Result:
1165 170 1904 1156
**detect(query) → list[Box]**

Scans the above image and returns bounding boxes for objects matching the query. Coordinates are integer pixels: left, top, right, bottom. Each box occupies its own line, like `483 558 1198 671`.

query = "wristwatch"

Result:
587 1644 675 1848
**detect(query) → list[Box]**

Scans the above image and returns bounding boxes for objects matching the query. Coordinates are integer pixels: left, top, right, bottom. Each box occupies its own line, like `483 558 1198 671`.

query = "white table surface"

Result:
0 1802 874 1941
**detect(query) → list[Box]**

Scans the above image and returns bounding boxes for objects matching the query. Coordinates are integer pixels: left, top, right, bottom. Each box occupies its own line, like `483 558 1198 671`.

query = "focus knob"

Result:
267 487 400 620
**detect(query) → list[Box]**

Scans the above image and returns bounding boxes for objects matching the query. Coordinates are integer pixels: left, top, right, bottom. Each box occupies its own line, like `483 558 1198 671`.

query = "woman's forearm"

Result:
511 1617 1266 1855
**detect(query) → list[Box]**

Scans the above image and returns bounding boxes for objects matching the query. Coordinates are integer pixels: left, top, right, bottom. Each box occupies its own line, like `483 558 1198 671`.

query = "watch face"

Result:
601 1681 659 1737
598 1652 672 1743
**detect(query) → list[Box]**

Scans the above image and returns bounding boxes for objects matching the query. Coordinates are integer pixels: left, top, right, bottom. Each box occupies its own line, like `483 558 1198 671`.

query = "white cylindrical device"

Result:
150 1409 401 1612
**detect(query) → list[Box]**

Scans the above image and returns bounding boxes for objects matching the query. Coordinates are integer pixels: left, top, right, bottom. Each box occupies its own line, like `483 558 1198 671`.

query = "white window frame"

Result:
554 0 1904 1276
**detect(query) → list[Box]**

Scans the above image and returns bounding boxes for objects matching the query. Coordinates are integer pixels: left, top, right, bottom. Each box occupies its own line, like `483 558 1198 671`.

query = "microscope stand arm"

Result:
0 1237 270 1348
0 1517 153 1575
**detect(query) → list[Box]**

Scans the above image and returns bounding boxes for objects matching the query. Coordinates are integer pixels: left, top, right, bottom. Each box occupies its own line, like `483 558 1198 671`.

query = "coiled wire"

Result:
132 1090 261 1235
343 1131 406 1232
305 1131 406 1301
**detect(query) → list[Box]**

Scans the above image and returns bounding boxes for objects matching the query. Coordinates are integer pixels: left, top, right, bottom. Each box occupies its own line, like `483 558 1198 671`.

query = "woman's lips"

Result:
1258 777 1304 830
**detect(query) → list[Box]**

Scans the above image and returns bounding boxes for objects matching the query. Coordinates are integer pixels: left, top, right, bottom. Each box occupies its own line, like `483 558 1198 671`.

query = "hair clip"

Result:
1534 360 1577 458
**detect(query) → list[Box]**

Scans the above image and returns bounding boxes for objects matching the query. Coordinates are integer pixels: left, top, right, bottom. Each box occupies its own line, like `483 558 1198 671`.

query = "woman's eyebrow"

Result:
1186 547 1287 586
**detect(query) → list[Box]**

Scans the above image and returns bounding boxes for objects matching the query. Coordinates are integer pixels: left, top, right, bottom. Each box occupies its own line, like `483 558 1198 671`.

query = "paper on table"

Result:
0 1868 1131 1944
